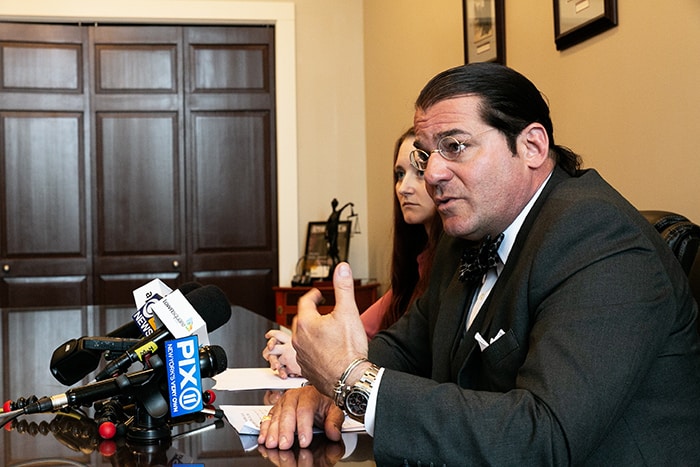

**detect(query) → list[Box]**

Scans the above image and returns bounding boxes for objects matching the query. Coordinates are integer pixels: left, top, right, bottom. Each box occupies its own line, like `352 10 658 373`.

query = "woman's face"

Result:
395 136 436 226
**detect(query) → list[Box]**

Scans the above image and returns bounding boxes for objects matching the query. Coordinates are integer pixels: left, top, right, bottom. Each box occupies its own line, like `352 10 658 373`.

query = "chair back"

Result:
641 210 700 331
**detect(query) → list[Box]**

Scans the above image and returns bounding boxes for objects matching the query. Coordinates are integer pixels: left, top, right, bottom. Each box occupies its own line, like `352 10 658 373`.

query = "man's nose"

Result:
423 154 450 186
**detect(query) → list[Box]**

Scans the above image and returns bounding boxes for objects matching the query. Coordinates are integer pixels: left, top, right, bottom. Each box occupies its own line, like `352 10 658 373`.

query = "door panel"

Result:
3 114 84 256
192 112 271 249
2 276 87 308
192 268 273 318
191 44 269 91
96 272 181 306
2 43 81 91
96 113 180 254
96 45 177 92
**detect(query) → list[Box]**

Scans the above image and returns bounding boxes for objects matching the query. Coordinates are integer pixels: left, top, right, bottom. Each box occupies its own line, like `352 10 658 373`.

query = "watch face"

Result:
346 391 368 416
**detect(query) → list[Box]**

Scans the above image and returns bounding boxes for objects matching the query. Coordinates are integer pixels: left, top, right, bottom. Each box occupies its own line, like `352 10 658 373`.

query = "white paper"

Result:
223 405 275 435
221 404 366 435
212 367 309 391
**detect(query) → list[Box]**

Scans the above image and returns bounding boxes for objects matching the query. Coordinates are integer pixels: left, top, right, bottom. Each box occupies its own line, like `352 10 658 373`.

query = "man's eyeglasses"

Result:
409 128 496 171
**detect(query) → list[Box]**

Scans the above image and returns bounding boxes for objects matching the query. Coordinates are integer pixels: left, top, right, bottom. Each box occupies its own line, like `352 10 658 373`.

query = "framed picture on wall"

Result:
303 221 351 278
462 0 505 64
554 0 618 51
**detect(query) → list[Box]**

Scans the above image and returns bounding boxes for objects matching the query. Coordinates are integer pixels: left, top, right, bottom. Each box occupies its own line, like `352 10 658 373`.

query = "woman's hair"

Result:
415 62 582 175
382 127 443 329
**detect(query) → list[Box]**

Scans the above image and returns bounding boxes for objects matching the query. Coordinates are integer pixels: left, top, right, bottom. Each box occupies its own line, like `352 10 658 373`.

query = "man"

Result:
258 63 700 465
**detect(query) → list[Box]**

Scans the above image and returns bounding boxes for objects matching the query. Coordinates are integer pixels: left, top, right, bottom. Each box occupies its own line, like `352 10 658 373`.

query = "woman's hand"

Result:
262 329 303 378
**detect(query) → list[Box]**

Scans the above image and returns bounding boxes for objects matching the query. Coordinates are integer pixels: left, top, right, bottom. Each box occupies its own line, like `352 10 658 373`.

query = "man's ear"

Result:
518 123 549 168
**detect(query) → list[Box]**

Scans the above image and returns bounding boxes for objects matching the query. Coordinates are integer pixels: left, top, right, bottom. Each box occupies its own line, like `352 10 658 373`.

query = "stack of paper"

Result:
212 367 309 391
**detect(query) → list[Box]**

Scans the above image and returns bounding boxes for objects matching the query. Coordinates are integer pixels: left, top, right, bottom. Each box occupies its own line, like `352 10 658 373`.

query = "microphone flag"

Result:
131 279 172 336
165 335 203 417
152 289 210 346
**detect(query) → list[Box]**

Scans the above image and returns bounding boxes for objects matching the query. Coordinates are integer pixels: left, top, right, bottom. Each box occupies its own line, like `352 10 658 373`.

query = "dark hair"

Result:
415 63 581 175
382 127 443 329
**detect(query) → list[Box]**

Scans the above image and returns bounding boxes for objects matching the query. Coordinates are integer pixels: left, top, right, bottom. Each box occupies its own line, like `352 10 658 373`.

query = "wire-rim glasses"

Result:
409 128 496 171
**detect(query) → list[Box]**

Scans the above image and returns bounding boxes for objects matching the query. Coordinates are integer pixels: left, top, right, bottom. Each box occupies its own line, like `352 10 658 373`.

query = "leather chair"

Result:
640 210 700 333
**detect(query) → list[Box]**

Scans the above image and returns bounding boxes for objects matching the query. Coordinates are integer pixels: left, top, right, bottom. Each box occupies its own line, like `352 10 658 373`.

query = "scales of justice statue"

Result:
324 198 354 280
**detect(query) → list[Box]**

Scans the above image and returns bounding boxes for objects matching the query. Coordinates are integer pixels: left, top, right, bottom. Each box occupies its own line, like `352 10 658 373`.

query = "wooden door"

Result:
0 23 91 306
90 25 187 303
184 26 277 320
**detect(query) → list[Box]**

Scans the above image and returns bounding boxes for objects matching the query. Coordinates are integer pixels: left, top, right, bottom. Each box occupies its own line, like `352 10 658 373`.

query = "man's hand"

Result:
257 385 345 450
292 262 369 396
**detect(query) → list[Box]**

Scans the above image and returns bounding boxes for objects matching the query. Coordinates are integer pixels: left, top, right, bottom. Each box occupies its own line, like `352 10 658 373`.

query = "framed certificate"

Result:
303 221 351 278
462 0 505 64
554 0 618 51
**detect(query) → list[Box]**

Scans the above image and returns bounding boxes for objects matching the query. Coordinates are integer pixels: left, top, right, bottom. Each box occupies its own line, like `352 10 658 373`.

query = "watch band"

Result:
333 357 368 409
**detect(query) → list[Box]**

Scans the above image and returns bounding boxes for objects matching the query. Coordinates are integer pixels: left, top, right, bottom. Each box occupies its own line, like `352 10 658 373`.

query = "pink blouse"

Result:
361 250 430 340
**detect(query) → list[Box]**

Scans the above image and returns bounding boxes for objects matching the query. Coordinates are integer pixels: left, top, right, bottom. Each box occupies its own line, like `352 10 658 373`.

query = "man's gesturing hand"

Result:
292 262 369 396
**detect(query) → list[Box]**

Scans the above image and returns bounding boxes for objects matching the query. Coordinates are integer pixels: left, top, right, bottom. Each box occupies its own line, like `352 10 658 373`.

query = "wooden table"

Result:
0 304 375 465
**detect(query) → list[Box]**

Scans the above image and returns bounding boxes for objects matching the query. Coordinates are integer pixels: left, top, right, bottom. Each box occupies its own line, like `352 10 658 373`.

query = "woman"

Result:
263 127 442 378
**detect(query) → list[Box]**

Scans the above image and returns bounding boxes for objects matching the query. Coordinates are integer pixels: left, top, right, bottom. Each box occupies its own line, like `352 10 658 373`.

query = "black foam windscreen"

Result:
200 345 228 376
184 285 232 332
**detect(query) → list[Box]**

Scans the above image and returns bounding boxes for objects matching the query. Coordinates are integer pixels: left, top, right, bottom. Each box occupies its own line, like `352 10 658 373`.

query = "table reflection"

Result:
4 407 374 466
0 305 375 466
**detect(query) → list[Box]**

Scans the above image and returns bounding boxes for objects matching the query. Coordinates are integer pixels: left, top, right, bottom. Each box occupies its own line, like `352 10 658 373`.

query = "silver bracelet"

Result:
333 357 368 408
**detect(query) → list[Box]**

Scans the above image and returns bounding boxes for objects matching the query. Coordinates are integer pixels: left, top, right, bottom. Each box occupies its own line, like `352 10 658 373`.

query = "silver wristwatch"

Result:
333 357 368 409
343 363 380 422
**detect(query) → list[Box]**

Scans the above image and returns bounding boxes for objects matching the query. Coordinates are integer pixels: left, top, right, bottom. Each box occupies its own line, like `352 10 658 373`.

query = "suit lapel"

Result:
431 266 475 383
451 285 493 382
467 167 569 336
449 168 571 385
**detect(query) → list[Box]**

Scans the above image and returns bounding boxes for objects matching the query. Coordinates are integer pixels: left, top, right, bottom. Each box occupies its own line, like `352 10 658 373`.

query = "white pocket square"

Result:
474 329 506 351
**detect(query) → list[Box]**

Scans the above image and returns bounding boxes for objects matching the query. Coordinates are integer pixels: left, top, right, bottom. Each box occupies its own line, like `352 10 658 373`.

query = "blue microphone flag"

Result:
165 335 203 417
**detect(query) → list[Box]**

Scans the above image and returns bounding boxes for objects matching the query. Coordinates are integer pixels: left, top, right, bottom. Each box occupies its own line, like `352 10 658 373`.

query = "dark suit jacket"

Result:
368 167 700 466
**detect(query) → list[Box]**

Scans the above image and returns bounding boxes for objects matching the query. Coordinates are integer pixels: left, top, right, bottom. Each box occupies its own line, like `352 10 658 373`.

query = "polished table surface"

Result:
0 304 375 466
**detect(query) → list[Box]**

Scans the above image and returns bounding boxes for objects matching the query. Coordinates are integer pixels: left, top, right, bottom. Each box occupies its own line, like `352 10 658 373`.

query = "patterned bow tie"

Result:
458 233 504 284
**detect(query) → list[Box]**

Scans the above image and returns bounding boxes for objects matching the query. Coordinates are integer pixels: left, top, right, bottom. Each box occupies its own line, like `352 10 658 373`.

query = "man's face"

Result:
413 95 532 241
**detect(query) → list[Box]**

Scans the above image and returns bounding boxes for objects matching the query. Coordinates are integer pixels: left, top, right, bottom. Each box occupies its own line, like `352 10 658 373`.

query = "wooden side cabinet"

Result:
273 281 380 326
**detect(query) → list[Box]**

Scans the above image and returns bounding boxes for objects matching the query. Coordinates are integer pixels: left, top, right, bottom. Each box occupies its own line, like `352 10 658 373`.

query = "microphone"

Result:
50 282 204 386
92 285 231 382
110 281 203 338
24 344 228 416
95 344 228 440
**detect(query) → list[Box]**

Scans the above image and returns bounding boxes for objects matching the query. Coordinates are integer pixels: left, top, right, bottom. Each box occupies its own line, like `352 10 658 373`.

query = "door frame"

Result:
0 1 299 284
